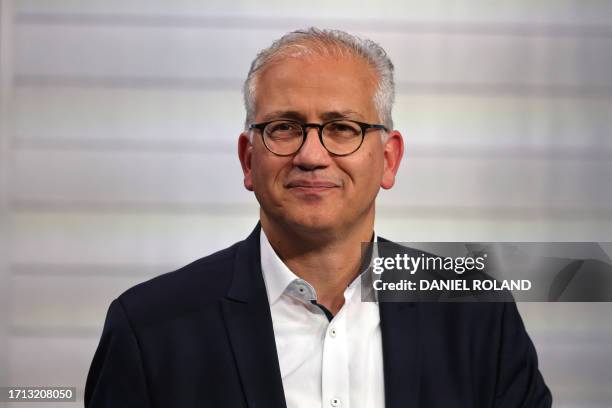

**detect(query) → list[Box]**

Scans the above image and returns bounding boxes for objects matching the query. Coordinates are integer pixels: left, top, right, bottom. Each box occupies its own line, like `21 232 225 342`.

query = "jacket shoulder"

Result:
116 241 241 327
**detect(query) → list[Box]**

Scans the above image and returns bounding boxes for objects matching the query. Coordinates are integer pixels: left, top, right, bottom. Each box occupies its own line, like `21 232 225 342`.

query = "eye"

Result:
272 122 297 132
268 121 300 132
265 121 303 141
325 121 360 136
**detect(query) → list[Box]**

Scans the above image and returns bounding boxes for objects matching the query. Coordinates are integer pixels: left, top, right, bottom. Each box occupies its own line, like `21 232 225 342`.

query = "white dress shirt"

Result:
260 229 385 408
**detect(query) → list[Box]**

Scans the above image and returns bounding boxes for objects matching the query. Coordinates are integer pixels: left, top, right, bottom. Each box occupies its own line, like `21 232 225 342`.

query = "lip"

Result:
286 181 339 188
285 179 340 193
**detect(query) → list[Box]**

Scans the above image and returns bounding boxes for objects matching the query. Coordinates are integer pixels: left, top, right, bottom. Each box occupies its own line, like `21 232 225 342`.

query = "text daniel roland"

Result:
373 278 532 292
370 253 532 292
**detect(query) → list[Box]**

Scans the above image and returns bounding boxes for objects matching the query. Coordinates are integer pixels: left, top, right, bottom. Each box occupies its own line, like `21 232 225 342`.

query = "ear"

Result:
380 130 404 190
238 132 254 191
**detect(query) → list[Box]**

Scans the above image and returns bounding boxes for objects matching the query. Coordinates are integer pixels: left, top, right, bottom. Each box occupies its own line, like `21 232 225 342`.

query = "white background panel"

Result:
535 344 612 406
14 0 612 25
375 216 612 242
14 87 245 148
518 303 612 339
13 86 612 151
8 337 96 404
12 151 251 204
371 31 612 88
14 25 273 80
12 150 612 208
0 0 12 391
383 156 612 209
12 212 259 265
519 303 612 406
395 94 612 150
14 24 612 87
11 275 150 331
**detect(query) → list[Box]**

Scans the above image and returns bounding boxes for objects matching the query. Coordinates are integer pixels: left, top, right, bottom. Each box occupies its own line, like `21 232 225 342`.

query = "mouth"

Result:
285 180 340 194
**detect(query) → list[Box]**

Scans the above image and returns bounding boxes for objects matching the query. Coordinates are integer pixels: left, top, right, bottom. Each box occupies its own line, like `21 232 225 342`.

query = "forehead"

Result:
253 53 379 121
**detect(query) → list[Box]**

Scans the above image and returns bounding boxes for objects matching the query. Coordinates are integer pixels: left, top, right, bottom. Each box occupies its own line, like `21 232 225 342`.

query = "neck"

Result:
260 210 374 315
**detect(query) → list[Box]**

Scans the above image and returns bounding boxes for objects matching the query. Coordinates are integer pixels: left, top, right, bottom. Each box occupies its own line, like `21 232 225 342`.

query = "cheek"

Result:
370 145 386 176
342 157 383 192
362 149 384 178
251 153 290 189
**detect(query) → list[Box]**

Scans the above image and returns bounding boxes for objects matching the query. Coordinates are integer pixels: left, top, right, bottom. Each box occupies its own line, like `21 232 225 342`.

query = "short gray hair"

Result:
243 27 395 130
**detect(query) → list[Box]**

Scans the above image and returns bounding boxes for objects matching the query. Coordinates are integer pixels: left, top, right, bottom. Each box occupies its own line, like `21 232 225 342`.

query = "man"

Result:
85 28 552 407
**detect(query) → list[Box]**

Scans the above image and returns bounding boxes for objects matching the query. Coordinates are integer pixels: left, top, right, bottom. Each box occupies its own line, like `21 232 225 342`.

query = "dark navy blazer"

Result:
85 224 552 407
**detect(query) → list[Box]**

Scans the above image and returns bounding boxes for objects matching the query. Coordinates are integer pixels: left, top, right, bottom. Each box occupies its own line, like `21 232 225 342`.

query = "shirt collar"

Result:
260 228 378 306
260 228 302 305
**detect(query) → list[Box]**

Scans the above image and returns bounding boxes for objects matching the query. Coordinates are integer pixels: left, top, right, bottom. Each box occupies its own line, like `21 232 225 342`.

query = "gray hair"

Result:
243 27 395 130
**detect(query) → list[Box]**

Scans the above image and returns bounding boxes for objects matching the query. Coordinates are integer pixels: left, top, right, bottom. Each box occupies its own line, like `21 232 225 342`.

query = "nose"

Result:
292 127 332 170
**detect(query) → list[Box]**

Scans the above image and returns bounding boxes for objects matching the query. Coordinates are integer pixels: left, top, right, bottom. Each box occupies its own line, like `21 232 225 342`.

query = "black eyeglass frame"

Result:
248 119 388 157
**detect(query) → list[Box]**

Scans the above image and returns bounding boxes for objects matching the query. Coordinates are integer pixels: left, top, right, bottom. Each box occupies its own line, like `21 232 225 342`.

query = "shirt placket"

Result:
321 296 350 408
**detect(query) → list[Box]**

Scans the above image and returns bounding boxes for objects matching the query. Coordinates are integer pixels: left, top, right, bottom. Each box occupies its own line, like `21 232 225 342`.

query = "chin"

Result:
283 212 340 233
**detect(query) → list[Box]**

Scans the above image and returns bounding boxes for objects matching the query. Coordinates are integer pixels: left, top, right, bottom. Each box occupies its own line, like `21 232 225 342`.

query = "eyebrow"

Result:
320 110 364 122
259 110 364 123
260 110 306 122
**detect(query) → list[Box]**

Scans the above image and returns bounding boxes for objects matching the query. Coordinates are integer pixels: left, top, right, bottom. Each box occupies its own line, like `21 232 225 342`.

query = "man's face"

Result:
238 53 403 234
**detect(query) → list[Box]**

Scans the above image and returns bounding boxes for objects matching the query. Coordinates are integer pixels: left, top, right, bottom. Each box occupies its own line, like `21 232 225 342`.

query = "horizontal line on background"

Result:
532 331 612 346
15 12 612 38
380 205 612 221
11 263 176 278
11 200 259 214
14 75 612 99
11 326 101 338
14 75 242 90
10 201 612 220
11 137 612 161
12 137 239 154
396 82 612 99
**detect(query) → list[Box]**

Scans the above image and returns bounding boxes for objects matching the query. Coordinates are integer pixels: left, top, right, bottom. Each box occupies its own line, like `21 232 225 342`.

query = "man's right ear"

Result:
238 132 254 191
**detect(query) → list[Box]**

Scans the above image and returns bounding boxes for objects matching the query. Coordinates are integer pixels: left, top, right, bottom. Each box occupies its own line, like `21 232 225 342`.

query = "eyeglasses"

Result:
248 119 388 156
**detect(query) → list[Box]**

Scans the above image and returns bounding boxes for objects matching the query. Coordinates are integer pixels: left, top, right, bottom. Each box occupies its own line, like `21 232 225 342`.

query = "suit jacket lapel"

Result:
221 224 287 408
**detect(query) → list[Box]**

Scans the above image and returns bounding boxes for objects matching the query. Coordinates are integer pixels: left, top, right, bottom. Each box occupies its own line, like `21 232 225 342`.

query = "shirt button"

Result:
329 327 337 337
330 397 341 407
